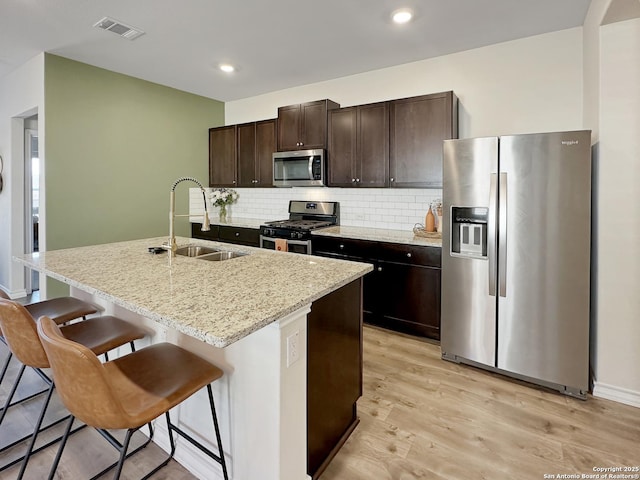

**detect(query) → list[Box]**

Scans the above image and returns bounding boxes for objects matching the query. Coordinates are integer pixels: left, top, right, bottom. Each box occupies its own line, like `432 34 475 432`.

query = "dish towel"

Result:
275 238 288 252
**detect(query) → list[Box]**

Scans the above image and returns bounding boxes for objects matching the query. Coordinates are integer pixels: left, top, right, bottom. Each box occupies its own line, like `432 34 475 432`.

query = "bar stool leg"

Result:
0 363 26 426
0 351 12 385
112 429 135 480
208 384 229 480
16 382 56 479
47 416 75 480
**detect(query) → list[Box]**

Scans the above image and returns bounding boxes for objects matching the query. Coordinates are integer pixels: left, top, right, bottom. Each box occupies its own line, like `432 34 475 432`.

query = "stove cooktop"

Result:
260 200 340 240
264 219 333 231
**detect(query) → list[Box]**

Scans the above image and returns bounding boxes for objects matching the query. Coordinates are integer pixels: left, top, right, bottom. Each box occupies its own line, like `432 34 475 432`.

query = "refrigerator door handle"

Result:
488 174 497 296
499 172 508 297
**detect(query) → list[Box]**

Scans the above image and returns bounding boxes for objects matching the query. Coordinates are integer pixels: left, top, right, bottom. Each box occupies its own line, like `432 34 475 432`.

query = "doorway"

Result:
24 117 39 295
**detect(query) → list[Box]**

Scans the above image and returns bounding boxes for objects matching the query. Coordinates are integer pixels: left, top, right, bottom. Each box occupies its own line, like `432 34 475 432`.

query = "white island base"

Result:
73 287 311 480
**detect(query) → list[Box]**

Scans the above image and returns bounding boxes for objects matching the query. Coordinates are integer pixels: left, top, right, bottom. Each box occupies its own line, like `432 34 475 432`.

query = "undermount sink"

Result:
198 251 248 262
175 245 219 257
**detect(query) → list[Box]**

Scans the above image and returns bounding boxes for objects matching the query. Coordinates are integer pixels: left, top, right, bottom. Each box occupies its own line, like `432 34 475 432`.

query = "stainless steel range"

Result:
260 201 339 254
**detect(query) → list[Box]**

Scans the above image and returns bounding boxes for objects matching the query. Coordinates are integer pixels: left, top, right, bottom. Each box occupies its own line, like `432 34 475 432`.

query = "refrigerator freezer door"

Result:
497 131 591 392
442 137 498 367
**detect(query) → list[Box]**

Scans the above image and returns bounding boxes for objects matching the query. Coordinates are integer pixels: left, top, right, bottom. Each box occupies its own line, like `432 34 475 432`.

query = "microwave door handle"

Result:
308 157 314 180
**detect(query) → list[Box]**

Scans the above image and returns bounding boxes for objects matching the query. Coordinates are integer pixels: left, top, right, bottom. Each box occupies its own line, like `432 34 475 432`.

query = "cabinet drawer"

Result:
191 223 220 241
219 226 260 247
312 236 377 260
376 242 441 268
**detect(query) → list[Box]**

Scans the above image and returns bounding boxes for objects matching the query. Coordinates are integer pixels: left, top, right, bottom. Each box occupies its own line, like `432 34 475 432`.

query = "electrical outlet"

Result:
286 330 300 367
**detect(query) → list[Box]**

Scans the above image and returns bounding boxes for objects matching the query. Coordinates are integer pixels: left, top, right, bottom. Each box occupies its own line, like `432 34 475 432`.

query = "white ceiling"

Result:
1 0 593 102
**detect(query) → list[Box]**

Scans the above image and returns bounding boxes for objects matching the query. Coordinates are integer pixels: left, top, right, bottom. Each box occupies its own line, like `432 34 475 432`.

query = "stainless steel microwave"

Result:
273 149 326 187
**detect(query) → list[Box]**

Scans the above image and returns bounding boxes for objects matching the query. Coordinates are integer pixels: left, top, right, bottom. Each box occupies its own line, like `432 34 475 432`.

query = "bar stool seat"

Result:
0 299 147 479
38 316 229 480
24 296 99 325
103 343 222 428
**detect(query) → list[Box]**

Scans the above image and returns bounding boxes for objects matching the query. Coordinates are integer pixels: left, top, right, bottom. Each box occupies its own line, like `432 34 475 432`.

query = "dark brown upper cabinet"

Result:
328 102 389 187
389 91 458 188
209 125 237 187
277 99 340 151
237 119 276 187
210 119 276 188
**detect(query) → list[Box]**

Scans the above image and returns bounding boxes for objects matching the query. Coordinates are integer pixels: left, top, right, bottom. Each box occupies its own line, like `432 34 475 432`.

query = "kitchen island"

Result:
15 237 372 480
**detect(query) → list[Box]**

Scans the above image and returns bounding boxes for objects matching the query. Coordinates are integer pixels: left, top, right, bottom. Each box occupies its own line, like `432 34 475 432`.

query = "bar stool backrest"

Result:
0 299 49 368
37 316 130 429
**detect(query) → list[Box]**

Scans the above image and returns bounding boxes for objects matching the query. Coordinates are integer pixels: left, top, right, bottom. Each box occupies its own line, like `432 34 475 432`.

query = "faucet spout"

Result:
164 177 210 256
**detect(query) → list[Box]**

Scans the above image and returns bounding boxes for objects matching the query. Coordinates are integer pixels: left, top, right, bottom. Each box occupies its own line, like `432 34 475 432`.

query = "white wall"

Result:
593 17 640 406
226 28 584 138
0 54 45 297
584 0 613 143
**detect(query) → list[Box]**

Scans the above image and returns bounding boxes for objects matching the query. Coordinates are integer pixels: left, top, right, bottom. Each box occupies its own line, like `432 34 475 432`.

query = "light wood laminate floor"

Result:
1 326 638 479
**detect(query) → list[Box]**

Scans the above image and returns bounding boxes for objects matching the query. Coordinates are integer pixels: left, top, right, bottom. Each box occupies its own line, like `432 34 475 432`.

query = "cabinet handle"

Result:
406 252 412 258
377 266 383 272
390 177 394 182
235 232 240 237
232 180 236 184
356 178 360 183
300 142 304 146
351 178 355 183
339 244 345 250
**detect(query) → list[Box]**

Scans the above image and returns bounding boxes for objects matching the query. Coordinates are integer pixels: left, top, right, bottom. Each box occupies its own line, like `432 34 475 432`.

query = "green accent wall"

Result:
44 54 223 295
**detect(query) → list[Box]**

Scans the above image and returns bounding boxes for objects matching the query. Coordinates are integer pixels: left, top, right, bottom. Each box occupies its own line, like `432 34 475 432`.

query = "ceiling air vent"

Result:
93 17 145 40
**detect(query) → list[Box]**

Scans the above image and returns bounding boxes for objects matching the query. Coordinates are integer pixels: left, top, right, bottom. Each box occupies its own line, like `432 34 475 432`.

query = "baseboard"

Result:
593 381 640 408
1 288 28 300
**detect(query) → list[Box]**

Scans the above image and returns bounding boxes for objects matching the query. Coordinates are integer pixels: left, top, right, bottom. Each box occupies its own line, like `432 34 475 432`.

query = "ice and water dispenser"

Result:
450 207 489 258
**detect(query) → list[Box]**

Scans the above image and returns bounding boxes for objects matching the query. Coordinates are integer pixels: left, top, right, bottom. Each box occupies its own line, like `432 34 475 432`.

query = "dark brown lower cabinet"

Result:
312 235 441 340
368 261 441 340
307 279 362 479
191 223 259 247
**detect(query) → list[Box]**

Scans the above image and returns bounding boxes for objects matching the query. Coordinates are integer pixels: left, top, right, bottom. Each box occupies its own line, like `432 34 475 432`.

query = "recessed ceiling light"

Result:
219 64 235 73
392 8 413 24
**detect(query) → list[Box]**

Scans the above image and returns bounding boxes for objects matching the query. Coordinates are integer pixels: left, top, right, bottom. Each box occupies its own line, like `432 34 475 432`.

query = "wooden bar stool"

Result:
0 299 147 479
38 315 229 480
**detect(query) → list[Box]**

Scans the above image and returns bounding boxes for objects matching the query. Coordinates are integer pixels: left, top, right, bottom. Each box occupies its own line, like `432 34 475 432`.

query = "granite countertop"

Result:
312 225 442 248
193 217 443 247
14 237 372 348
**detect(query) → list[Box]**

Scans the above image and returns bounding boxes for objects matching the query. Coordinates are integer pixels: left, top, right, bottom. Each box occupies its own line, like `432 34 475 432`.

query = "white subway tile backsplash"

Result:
190 187 443 232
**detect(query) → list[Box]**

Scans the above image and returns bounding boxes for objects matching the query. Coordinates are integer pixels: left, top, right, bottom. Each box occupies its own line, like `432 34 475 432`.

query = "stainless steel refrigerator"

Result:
441 130 591 399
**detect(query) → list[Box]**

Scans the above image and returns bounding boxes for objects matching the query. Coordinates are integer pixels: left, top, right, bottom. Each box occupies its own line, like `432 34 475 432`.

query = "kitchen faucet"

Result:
163 177 210 256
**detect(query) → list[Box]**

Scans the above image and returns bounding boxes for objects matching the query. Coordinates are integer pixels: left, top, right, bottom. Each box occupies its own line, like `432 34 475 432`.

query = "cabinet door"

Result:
376 261 441 339
209 126 237 187
300 100 328 149
277 104 300 151
358 102 389 187
328 107 357 187
389 92 456 188
237 122 256 187
255 119 276 187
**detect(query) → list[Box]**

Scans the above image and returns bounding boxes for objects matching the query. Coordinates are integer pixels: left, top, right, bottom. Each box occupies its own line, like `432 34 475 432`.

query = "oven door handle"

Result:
260 236 310 246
